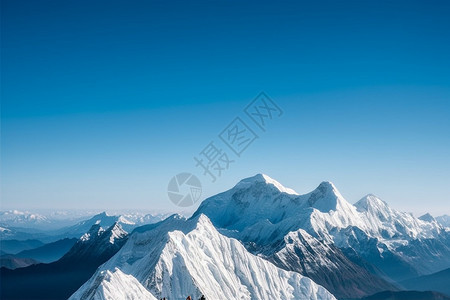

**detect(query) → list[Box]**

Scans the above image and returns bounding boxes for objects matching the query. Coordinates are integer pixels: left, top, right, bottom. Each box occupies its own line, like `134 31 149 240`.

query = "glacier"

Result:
193 174 450 287
70 214 336 300
70 173 449 299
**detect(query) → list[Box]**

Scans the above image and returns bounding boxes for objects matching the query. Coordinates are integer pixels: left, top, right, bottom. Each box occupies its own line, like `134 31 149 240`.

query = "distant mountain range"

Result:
0 211 170 242
0 255 40 270
0 210 169 299
0 222 128 300
69 174 450 299
436 215 450 228
11 238 77 263
0 239 44 254
1 174 449 300
0 238 77 269
401 268 450 297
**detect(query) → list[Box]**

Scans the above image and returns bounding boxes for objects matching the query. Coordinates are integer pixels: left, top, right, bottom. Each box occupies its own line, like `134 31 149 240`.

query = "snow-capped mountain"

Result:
196 174 443 245
0 226 14 239
436 215 450 228
56 212 134 238
0 212 126 242
117 212 172 226
354 194 442 242
53 211 170 240
269 228 397 298
0 225 51 241
0 210 50 228
61 222 128 262
0 210 90 231
193 174 450 287
76 268 158 300
0 222 129 300
71 214 336 300
0 210 170 238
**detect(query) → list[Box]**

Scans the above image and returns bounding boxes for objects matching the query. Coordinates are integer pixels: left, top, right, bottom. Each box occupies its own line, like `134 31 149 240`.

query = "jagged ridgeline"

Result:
4 174 448 300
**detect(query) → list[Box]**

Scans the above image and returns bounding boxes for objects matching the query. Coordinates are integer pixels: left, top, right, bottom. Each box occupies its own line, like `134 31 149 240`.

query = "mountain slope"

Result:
193 174 398 297
362 290 450 300
270 229 397 298
71 214 336 300
0 239 44 254
401 268 450 297
0 222 128 300
0 210 49 228
436 215 450 228
0 211 169 242
13 238 77 263
52 212 133 238
75 268 158 300
193 174 449 291
0 255 39 269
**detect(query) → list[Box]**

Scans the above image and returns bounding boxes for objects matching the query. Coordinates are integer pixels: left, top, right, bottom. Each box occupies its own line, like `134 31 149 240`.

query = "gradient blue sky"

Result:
1 0 450 216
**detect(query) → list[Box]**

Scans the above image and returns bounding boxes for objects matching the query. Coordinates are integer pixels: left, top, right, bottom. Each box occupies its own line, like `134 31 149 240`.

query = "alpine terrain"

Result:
193 174 450 298
71 214 336 300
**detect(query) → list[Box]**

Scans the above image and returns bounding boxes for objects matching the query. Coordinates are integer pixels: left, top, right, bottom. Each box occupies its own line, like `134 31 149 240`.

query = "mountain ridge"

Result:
71 214 336 300
193 174 449 295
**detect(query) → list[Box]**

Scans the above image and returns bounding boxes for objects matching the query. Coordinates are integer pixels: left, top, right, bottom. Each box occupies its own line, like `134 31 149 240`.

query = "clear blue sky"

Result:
1 0 449 216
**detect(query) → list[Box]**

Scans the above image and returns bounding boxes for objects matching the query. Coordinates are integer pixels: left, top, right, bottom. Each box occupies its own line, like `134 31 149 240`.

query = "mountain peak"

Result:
72 210 336 300
355 194 389 213
311 181 343 197
104 222 127 244
436 215 450 227
195 213 212 225
308 181 350 212
106 221 123 231
88 223 103 234
236 173 298 195
318 180 335 188
419 213 436 223
94 212 109 218
80 223 105 242
117 215 135 225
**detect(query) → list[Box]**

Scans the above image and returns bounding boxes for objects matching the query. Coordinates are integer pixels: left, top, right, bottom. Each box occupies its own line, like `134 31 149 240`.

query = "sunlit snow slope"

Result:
194 174 450 284
71 214 336 300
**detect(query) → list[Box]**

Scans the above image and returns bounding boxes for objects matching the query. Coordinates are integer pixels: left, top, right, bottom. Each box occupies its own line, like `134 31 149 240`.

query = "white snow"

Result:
70 214 336 300
108 223 128 244
78 222 127 247
236 173 299 195
68 174 448 299
194 174 447 273
71 268 158 300
0 210 49 225
436 214 450 228
0 226 10 233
